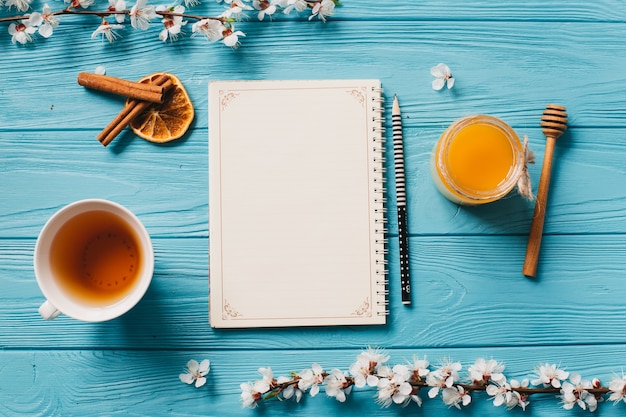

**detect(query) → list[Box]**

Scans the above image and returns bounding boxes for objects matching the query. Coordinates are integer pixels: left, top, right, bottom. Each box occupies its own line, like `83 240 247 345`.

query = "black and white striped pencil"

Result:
392 94 411 305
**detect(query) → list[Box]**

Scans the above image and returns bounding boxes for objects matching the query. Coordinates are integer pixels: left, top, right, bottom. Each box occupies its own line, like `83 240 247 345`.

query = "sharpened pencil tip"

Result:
392 94 400 115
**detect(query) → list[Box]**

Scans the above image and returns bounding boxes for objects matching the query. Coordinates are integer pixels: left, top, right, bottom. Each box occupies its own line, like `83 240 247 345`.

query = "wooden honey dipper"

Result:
522 104 568 277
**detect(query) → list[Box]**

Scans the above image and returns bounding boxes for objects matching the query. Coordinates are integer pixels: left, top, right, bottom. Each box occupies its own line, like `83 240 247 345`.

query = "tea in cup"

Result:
34 199 154 322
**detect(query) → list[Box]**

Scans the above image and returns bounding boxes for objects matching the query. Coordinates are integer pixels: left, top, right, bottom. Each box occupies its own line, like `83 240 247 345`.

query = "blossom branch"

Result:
0 8 223 23
0 9 177 22
1 0 340 46
239 348 626 412
414 380 611 396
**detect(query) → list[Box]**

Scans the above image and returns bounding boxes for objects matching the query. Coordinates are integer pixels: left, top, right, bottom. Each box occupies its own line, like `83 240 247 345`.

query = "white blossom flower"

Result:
130 0 156 30
560 373 597 412
258 366 275 386
240 367 275 408
468 358 506 385
156 5 187 42
278 0 307 14
407 355 430 380
376 364 413 407
276 375 303 402
191 18 224 42
182 0 200 7
309 0 334 22
398 356 429 406
68 0 96 9
508 379 530 410
324 368 353 402
179 359 210 388
240 380 270 409
431 63 454 90
349 347 390 388
486 380 509 407
108 0 127 23
253 0 278 20
8 14 41 45
560 374 598 411
426 358 462 398
442 386 471 409
95 65 106 75
5 0 31 12
38 4 60 38
221 25 245 47
409 391 423 406
220 0 253 20
532 363 569 389
297 363 324 397
609 373 626 404
91 20 124 43
486 378 530 410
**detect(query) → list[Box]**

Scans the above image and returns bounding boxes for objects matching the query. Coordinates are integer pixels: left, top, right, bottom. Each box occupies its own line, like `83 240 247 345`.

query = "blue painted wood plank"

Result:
0 21 625 129
3 0 626 22
2 126 626 240
3 234 626 350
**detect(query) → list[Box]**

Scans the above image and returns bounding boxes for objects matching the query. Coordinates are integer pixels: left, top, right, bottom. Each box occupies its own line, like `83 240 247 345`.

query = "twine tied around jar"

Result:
516 135 535 200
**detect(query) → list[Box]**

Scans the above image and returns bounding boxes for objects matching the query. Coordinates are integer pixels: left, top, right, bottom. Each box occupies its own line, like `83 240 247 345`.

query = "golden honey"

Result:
431 115 524 205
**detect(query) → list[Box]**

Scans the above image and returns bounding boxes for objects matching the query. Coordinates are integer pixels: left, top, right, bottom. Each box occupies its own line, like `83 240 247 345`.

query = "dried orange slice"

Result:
128 72 194 143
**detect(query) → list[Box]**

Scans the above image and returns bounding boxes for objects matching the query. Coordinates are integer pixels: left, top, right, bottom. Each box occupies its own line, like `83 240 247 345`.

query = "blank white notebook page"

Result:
209 80 387 328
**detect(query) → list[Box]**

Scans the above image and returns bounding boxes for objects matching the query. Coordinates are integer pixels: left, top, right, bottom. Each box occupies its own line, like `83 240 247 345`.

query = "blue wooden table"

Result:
3 1 626 415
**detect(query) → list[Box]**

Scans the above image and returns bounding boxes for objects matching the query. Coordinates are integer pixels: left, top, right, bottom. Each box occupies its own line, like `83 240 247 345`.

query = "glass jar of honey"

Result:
430 115 524 205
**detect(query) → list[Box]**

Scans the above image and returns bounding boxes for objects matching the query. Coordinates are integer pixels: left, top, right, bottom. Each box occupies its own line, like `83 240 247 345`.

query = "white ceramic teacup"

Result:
34 199 154 322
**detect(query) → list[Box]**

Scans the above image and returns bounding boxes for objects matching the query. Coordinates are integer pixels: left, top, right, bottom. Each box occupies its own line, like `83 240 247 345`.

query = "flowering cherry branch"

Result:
0 0 339 46
235 347 626 412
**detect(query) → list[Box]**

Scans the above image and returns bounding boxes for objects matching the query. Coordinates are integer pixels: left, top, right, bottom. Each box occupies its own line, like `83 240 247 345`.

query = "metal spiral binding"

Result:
376 295 390 316
370 84 388 319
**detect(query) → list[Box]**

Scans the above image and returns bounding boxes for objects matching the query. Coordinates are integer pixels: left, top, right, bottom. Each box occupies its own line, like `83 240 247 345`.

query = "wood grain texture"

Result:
3 235 626 350
4 126 626 238
2 0 626 415
0 21 625 129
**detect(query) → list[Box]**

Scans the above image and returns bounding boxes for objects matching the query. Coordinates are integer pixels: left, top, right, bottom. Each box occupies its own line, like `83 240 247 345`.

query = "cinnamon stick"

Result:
97 74 172 147
78 72 165 103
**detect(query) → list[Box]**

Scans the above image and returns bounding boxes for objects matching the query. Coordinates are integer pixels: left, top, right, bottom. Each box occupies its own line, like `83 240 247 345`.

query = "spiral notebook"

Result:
208 79 388 328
